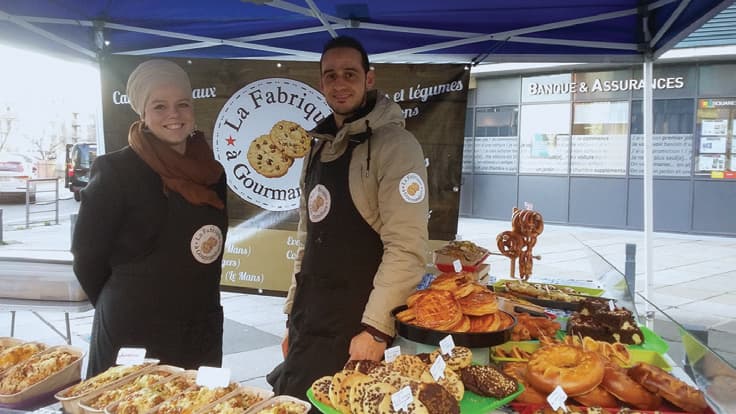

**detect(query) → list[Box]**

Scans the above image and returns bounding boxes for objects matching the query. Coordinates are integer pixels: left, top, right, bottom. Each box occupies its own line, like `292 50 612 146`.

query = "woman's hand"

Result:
281 334 289 358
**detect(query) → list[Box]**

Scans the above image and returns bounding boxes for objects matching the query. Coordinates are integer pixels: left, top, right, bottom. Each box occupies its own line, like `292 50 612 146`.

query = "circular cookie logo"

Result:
191 225 223 264
213 78 331 211
308 184 331 223
399 173 426 203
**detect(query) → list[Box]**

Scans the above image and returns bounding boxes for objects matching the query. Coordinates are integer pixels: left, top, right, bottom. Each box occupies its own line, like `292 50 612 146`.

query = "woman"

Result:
72 59 228 376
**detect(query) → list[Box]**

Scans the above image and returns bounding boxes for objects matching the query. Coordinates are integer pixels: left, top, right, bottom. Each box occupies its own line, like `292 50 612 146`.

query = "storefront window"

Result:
463 108 474 173
699 64 736 97
473 106 518 173
571 101 629 175
519 103 571 174
695 98 736 176
629 99 694 176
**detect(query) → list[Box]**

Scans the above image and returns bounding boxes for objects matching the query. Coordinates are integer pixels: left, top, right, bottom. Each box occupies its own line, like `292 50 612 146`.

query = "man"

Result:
268 36 429 399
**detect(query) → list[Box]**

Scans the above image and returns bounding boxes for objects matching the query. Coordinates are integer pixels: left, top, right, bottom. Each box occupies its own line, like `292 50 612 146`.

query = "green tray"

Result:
491 341 671 371
492 279 605 297
557 325 669 355
307 383 525 414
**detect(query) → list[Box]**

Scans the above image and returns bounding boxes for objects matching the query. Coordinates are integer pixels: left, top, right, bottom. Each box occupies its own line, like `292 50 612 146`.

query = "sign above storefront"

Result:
528 77 685 96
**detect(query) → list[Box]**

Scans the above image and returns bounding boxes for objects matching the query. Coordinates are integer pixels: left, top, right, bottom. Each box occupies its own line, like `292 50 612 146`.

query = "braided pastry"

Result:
628 362 707 413
549 335 631 367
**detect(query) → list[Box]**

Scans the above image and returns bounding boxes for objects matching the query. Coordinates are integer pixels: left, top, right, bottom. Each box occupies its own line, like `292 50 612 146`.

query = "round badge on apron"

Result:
399 172 426 203
308 184 331 222
190 224 223 264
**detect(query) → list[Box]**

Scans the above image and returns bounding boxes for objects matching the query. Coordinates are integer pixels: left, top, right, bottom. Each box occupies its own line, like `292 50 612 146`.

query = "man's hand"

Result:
281 334 289 359
349 330 386 361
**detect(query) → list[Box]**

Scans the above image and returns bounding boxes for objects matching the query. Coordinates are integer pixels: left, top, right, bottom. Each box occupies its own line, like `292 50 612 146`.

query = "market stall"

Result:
1 211 734 414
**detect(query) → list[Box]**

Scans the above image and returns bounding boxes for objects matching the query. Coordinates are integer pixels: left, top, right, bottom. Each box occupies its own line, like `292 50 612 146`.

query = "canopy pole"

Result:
643 56 654 323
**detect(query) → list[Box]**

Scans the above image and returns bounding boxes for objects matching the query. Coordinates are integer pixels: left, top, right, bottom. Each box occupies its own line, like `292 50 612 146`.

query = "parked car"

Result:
0 152 37 203
66 143 97 201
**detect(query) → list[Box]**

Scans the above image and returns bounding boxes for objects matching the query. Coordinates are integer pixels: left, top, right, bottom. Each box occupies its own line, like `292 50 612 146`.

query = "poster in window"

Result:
696 99 735 174
462 136 473 173
697 154 726 171
701 119 728 136
519 103 571 174
629 134 693 176
699 136 727 154
474 136 518 173
531 133 564 158
570 101 629 175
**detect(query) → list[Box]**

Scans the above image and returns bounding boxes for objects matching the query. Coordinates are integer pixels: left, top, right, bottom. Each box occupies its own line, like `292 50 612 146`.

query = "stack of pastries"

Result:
311 346 519 414
396 272 513 333
501 341 708 413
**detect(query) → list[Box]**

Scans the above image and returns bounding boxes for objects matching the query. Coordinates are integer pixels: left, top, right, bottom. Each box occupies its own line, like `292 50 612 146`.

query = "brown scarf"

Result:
128 121 225 210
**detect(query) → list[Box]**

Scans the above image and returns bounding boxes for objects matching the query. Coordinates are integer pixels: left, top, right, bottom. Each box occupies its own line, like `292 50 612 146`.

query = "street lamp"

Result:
0 106 16 150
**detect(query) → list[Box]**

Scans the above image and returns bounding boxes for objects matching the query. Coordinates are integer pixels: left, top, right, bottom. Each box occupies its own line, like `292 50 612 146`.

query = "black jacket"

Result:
72 146 228 375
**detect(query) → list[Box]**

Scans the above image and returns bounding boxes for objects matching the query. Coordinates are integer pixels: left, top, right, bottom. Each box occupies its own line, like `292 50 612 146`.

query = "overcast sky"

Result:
0 42 100 152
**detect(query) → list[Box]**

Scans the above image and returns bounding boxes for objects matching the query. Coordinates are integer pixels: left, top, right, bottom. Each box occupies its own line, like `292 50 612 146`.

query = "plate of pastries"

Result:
499 338 710 414
393 272 516 347
495 280 605 311
308 345 524 414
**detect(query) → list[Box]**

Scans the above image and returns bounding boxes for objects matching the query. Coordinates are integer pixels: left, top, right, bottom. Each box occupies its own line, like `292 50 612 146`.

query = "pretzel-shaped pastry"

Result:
518 250 533 280
499 208 544 280
496 231 522 258
512 208 544 237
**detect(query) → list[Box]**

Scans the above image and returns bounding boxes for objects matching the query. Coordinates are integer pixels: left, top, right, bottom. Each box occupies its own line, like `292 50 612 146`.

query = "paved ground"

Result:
0 206 734 395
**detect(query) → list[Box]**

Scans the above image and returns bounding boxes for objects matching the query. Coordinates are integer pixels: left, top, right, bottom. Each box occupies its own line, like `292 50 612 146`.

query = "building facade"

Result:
461 61 736 236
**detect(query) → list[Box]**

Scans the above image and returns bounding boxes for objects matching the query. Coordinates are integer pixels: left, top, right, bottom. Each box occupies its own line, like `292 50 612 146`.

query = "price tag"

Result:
115 347 146 366
547 385 568 412
608 299 616 311
391 385 413 412
452 259 462 273
439 335 455 356
196 366 231 388
384 346 401 363
430 355 446 380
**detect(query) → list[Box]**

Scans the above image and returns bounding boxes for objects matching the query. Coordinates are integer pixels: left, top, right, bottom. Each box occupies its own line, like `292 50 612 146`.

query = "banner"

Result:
101 56 469 295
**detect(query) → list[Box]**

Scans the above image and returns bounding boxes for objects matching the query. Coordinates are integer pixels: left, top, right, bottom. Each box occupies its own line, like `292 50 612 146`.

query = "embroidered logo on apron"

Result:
191 225 223 264
308 184 331 222
399 172 426 203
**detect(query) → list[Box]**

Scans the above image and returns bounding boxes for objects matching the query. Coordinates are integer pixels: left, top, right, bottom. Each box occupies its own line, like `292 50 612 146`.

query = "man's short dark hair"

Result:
320 36 370 73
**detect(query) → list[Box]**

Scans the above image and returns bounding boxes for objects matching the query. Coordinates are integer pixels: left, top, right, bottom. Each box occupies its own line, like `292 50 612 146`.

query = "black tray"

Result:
499 292 614 312
391 305 516 348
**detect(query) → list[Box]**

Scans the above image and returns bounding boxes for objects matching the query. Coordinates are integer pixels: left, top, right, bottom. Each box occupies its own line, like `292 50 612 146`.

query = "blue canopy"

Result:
1 0 733 63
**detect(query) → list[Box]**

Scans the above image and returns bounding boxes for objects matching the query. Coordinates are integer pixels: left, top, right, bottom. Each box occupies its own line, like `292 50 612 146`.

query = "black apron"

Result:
87 188 226 377
271 139 384 401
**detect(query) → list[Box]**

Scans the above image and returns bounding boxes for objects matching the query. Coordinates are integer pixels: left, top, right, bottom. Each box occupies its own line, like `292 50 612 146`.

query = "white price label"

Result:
547 385 568 412
439 335 455 356
196 366 231 388
391 386 413 412
452 259 462 273
430 355 446 380
384 346 401 363
608 299 616 311
115 347 146 366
